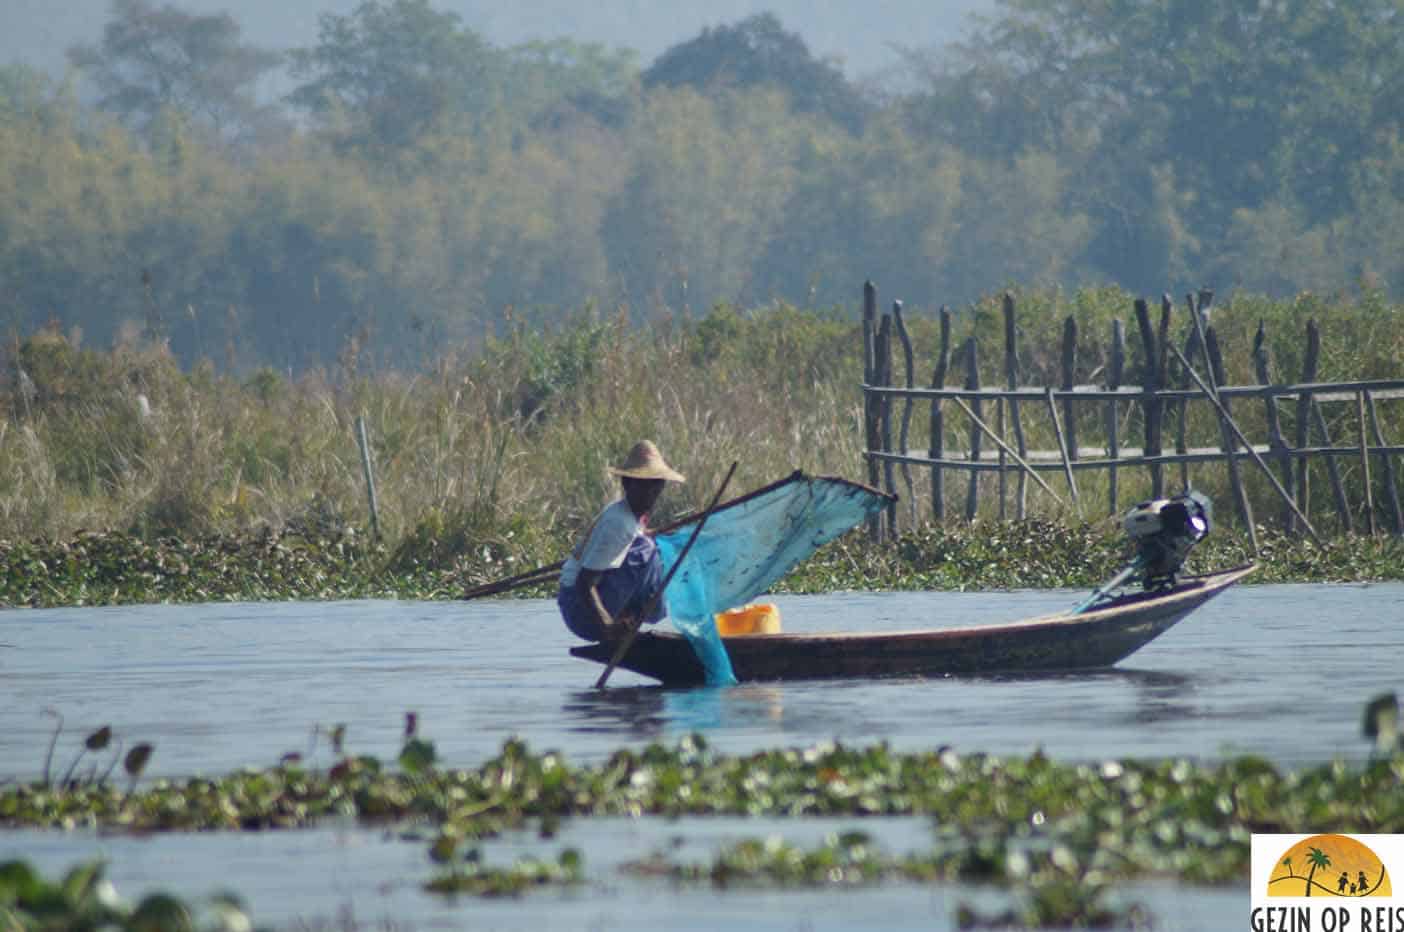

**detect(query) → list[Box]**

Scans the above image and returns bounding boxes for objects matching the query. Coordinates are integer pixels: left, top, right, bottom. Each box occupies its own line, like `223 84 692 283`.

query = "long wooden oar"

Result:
462 500 728 601
595 461 738 690
461 562 564 600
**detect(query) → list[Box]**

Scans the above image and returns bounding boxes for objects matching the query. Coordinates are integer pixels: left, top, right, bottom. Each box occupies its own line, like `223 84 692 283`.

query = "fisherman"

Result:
557 440 685 642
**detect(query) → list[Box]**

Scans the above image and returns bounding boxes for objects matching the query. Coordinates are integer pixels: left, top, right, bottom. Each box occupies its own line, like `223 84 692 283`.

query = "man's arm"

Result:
574 568 621 637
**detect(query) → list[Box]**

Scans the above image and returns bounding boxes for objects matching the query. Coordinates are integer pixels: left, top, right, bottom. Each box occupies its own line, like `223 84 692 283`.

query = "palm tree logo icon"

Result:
1267 835 1390 897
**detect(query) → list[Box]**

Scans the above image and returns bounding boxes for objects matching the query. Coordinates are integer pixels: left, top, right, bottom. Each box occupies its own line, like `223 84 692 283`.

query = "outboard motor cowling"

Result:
1121 491 1212 589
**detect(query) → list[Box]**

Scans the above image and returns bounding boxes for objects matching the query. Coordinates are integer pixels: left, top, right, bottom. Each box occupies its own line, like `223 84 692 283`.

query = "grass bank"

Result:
2 287 1403 606
3 518 1404 608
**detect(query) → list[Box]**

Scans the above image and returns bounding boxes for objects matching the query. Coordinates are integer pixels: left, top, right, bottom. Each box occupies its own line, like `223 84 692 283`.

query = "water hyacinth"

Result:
4 736 1402 885
5 520 1404 609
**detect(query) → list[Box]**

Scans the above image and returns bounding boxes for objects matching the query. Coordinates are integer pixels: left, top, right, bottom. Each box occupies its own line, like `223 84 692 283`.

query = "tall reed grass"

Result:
2 287 1400 570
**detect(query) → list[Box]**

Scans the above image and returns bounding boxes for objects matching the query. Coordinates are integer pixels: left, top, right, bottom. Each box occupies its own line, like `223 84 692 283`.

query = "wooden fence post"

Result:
1174 292 1206 493
355 415 381 542
1358 391 1377 537
1298 320 1351 532
877 311 896 538
1134 299 1164 498
1046 387 1079 503
963 337 982 522
1106 319 1125 516
929 307 951 522
1060 316 1078 462
1003 294 1028 520
1364 390 1398 530
1366 391 1404 535
1205 327 1257 548
862 281 880 541
1252 320 1295 530
892 301 916 534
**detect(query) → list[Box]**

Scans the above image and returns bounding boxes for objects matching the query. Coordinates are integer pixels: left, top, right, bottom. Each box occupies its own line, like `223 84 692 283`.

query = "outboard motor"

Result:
1121 491 1213 589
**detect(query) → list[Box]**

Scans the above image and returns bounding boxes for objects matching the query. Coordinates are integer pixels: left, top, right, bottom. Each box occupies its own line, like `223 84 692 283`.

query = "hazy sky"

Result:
5 0 995 79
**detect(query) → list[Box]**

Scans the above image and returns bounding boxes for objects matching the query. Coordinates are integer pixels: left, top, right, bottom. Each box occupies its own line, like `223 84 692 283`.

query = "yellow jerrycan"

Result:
714 602 782 636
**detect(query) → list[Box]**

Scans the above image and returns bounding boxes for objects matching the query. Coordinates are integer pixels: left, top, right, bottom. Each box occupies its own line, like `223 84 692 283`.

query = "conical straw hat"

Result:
609 440 685 482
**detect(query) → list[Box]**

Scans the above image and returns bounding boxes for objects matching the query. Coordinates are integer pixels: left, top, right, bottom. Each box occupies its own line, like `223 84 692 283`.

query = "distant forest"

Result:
3 0 1402 371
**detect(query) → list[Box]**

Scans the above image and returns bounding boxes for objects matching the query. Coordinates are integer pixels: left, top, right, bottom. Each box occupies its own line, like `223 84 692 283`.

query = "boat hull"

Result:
570 564 1254 686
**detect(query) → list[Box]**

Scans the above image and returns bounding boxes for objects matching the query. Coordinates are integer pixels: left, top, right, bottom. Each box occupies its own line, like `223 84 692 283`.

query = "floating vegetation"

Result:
6 518 1404 609
629 831 1150 929
0 858 259 932
5 736 1403 879
424 848 583 897
4 728 1401 927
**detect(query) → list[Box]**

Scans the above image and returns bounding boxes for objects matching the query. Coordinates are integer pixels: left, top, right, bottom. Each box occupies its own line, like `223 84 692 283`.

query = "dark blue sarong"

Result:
557 534 666 642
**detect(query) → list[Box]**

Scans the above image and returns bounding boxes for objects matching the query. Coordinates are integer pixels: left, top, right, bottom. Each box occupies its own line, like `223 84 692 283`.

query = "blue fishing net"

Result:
653 473 891 686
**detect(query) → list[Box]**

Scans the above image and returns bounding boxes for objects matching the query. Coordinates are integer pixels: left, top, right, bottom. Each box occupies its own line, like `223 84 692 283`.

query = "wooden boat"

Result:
570 563 1254 686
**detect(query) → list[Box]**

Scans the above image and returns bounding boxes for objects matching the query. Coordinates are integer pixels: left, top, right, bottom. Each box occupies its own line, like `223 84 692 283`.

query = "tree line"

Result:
2 0 1402 371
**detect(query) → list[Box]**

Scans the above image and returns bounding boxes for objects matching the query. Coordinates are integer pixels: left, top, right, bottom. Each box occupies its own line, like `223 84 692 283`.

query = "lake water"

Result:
2 581 1400 929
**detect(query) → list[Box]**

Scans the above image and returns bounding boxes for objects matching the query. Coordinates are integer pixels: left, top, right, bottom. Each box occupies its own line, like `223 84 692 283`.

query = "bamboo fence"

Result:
860 283 1404 545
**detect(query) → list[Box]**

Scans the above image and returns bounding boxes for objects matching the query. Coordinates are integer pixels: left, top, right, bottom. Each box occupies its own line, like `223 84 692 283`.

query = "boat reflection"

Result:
563 684 784 739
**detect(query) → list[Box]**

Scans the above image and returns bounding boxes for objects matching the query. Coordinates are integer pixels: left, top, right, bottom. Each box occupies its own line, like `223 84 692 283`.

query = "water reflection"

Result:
563 685 786 739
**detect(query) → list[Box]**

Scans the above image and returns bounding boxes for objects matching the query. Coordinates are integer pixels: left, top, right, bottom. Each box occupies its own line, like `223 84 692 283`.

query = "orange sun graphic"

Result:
1268 834 1391 897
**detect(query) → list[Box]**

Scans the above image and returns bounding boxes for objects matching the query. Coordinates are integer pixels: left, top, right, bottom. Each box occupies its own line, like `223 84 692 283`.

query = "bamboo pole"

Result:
1294 319 1350 532
1358 391 1377 537
1004 293 1028 519
355 415 381 541
1253 320 1295 530
1176 293 1204 492
1154 295 1177 493
1133 299 1164 498
877 312 896 537
947 397 1064 502
462 563 563 600
1170 343 1320 545
1045 387 1079 503
874 442 1404 472
997 394 1007 520
862 281 880 540
1106 319 1124 515
866 380 1404 404
1366 391 1403 534
963 337 982 521
1060 316 1078 461
929 307 951 522
1206 328 1256 546
893 301 917 531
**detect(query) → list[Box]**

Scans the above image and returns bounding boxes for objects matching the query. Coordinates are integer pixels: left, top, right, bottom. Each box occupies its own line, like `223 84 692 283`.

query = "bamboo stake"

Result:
1170 343 1321 545
355 416 381 541
595 462 738 689
929 307 951 522
1134 300 1164 498
1359 391 1377 537
948 396 1064 503
1253 320 1295 530
1297 320 1351 532
963 338 982 521
1044 387 1079 503
1060 316 1078 461
893 301 917 532
997 394 1007 520
877 313 896 537
1366 391 1403 534
1106 319 1124 515
862 281 879 540
1201 324 1257 551
1003 293 1028 519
